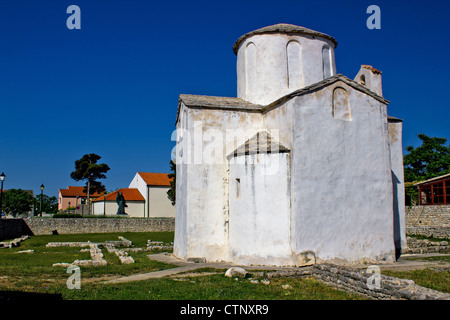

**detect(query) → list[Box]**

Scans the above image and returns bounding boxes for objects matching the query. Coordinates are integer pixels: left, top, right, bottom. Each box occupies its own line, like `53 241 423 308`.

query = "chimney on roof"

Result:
354 65 383 97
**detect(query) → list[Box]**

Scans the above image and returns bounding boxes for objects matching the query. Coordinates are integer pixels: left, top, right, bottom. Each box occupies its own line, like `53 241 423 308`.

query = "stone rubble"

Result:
225 267 248 278
46 241 91 248
403 236 450 254
146 240 173 251
114 250 135 264
53 242 108 267
105 242 135 264
187 257 207 263
0 235 30 248
258 264 450 300
17 249 34 254
51 236 135 267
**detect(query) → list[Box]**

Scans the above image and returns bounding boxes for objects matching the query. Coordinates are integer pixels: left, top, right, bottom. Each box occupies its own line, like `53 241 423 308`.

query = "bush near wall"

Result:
52 214 83 218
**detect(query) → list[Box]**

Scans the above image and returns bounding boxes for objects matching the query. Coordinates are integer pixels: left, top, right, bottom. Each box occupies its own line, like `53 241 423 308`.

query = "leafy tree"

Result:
403 133 450 205
167 160 176 206
404 133 450 182
70 153 110 204
2 189 34 217
34 194 58 215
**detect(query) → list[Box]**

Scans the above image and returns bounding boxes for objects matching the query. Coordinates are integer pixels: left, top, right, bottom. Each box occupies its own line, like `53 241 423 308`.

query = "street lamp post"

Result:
40 184 45 217
0 173 5 217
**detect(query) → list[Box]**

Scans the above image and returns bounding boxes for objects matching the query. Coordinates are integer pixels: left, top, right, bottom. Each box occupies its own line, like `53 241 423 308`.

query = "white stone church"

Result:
173 24 405 266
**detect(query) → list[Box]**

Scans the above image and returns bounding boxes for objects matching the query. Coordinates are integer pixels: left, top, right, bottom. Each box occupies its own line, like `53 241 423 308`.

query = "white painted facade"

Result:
388 118 406 257
148 186 175 218
174 24 405 266
128 173 150 217
236 33 336 105
90 172 175 218
228 152 292 266
128 172 176 218
92 200 145 217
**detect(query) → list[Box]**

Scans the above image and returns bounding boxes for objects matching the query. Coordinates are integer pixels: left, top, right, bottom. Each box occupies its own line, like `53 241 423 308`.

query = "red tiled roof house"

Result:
58 186 104 211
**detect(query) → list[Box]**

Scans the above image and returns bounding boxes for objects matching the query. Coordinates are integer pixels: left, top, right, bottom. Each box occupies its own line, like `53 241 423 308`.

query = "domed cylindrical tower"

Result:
233 24 338 105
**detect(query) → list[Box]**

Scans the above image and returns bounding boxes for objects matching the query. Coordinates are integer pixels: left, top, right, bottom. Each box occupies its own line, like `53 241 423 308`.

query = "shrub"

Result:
52 213 82 218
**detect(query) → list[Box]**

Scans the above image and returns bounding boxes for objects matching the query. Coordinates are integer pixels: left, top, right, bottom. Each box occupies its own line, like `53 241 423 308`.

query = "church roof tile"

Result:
137 172 172 186
177 74 390 125
227 131 290 159
92 188 144 202
178 94 262 111
233 23 338 54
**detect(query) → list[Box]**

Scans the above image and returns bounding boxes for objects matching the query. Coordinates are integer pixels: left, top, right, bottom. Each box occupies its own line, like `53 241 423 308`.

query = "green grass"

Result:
3 233 450 300
0 232 176 291
0 232 365 300
59 273 365 300
382 268 450 294
403 255 450 263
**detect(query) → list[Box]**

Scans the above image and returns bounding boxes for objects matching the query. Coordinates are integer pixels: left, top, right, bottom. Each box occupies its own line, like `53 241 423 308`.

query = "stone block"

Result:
187 257 206 263
225 267 248 278
296 251 316 266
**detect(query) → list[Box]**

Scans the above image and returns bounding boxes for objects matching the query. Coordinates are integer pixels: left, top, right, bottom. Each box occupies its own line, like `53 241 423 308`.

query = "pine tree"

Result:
167 160 176 206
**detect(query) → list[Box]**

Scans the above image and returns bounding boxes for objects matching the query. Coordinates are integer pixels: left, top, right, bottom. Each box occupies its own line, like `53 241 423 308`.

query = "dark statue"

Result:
116 192 127 215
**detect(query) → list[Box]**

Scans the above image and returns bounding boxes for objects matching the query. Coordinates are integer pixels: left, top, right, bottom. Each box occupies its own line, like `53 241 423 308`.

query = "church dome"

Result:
235 23 338 105
233 23 338 54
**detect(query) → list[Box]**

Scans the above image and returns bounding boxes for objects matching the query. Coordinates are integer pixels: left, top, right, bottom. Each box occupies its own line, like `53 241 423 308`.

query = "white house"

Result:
174 24 405 266
92 188 145 217
92 172 175 218
128 172 175 218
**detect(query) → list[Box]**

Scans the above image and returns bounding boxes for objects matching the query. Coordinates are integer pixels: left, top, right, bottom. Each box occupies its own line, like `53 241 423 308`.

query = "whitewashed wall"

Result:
236 34 336 105
228 152 292 266
388 120 406 255
174 103 189 259
174 103 265 262
129 173 149 216
92 200 145 217
291 82 396 264
149 186 175 217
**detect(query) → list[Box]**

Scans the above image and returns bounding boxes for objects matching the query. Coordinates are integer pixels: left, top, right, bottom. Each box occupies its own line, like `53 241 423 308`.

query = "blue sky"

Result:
0 0 449 197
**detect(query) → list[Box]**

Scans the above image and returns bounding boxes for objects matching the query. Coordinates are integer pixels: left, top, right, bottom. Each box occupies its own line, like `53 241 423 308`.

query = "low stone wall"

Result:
406 205 450 239
0 218 174 238
24 217 174 235
406 227 450 239
403 236 449 254
266 264 450 300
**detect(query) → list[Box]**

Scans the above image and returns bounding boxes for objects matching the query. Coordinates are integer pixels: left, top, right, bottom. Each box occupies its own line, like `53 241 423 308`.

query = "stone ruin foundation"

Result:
8 233 448 300
49 236 134 267
48 236 174 267
402 236 450 254
50 242 108 267
251 264 450 300
0 235 30 248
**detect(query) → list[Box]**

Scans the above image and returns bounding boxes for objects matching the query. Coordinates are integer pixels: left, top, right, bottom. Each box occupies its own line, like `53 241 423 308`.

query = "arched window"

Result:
359 74 366 85
245 42 257 95
286 41 303 89
322 46 332 79
332 87 351 121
